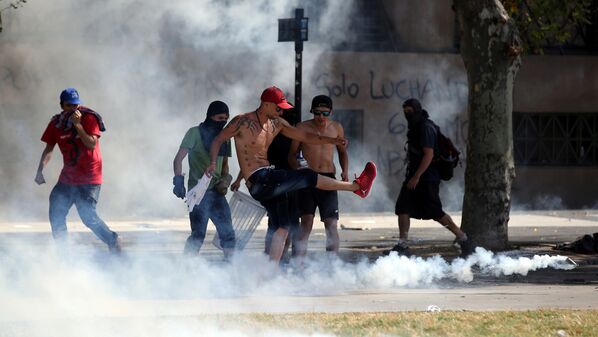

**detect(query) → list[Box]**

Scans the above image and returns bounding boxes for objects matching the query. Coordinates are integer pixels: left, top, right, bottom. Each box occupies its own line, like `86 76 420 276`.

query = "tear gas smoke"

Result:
0 0 354 220
0 240 574 310
0 234 575 336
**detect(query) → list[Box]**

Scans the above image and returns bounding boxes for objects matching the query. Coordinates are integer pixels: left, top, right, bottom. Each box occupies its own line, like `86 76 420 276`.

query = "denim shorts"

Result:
247 167 318 202
248 168 318 230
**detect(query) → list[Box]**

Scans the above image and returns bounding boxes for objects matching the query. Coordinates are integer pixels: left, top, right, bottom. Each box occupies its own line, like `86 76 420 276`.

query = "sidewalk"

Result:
1 211 596 270
1 210 597 232
1 211 597 314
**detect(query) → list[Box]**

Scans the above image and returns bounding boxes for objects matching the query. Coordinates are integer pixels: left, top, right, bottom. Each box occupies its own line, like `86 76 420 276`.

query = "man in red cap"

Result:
206 86 377 264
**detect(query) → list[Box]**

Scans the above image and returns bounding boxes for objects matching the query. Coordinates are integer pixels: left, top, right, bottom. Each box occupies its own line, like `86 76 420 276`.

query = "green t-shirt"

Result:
180 127 230 189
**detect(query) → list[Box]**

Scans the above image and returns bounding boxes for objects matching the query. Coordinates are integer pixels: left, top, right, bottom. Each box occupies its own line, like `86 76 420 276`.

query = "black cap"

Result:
311 95 333 110
206 100 229 119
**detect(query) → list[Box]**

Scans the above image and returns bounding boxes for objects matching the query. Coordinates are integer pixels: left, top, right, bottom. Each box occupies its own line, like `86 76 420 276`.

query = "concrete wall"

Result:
513 167 598 209
2 44 596 210
381 0 456 52
306 52 598 210
304 52 468 211
515 55 598 113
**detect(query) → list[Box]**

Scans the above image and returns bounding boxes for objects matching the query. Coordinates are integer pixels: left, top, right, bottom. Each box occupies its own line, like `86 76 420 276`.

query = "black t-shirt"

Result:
406 119 440 181
268 134 293 170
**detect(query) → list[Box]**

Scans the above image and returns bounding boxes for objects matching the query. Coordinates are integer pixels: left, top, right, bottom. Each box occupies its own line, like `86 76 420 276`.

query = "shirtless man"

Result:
206 86 376 263
288 95 346 255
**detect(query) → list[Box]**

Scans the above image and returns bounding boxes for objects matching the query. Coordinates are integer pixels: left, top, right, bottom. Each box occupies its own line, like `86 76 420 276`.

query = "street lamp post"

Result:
278 8 308 124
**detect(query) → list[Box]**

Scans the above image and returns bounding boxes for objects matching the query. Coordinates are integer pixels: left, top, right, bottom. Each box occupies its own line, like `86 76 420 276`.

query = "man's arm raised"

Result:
205 116 241 177
71 111 98 149
335 123 349 181
278 118 346 147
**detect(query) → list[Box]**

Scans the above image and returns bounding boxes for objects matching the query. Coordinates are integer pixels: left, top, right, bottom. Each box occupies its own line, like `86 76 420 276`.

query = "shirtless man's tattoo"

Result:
233 116 261 135
271 118 280 133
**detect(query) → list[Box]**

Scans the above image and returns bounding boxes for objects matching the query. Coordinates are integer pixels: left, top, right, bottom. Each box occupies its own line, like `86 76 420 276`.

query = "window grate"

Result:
514 113 598 166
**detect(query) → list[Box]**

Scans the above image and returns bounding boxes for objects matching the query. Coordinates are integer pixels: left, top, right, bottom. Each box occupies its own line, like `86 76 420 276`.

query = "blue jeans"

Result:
184 189 236 253
49 182 118 248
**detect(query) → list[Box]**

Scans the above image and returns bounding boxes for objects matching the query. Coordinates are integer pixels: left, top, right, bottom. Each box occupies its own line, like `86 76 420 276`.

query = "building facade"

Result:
303 0 598 210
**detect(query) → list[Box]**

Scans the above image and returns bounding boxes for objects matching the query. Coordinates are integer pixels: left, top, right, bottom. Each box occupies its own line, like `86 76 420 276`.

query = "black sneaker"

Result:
384 241 412 257
456 237 474 258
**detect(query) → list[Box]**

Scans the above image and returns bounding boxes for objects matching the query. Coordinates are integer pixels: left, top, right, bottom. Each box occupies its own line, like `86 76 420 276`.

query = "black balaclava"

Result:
199 100 231 156
402 98 429 128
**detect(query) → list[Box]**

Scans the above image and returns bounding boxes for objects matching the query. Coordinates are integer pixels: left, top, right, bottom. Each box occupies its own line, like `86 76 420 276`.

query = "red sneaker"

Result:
353 162 377 198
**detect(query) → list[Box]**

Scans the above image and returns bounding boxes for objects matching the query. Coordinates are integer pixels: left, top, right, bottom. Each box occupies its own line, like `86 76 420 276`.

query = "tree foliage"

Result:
500 0 594 53
0 0 27 33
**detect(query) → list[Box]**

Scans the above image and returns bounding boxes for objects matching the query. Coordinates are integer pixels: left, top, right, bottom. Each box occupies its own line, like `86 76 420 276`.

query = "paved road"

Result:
1 211 597 317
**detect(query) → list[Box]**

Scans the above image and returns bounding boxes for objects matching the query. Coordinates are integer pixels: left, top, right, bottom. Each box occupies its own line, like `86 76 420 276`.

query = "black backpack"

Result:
432 125 461 181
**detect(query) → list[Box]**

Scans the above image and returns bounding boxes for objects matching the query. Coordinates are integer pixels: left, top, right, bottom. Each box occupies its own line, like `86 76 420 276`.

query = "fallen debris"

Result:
340 224 370 231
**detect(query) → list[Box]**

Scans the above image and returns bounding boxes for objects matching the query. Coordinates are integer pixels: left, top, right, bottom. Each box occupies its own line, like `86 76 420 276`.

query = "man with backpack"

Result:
389 98 473 257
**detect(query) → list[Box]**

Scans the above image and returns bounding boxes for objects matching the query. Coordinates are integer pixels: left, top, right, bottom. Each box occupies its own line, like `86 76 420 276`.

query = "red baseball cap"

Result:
260 86 293 109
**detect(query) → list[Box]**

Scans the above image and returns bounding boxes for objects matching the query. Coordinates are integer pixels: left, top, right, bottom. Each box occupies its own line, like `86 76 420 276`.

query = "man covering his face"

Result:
199 100 231 156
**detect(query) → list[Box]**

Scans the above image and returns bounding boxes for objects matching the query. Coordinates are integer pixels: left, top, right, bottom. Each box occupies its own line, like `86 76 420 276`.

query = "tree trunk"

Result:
454 0 522 250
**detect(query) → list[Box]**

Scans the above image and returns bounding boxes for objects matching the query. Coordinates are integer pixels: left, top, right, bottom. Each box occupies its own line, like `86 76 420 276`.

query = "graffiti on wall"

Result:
313 70 469 179
314 71 468 103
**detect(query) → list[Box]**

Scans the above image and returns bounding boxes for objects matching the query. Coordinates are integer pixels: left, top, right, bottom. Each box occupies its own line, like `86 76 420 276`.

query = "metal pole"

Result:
294 48 302 124
294 8 304 124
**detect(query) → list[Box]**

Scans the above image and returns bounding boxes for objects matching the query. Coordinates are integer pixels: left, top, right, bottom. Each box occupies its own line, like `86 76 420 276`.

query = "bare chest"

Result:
237 122 280 153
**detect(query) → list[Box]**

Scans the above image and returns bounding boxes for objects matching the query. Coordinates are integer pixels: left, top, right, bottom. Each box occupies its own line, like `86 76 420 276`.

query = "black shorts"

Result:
248 167 318 202
248 167 317 230
298 172 339 221
266 190 300 231
395 180 445 220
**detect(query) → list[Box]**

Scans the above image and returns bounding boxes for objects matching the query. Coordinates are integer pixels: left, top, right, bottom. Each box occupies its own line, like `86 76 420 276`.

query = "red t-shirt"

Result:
41 112 103 185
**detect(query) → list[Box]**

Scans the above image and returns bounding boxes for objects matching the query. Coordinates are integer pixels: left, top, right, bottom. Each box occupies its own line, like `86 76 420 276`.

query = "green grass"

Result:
220 310 598 337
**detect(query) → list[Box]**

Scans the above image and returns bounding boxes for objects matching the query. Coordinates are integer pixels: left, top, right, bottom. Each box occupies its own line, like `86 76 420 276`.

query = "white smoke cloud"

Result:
0 240 575 309
0 0 356 220
512 194 566 211
0 235 576 336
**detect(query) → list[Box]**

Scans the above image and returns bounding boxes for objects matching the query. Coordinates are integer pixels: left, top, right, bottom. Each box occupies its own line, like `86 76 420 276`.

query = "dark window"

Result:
300 0 398 52
514 113 598 166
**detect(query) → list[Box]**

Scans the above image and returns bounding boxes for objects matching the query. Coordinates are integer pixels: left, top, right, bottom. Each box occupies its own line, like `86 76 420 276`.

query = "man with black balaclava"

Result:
389 98 473 258
173 100 235 257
